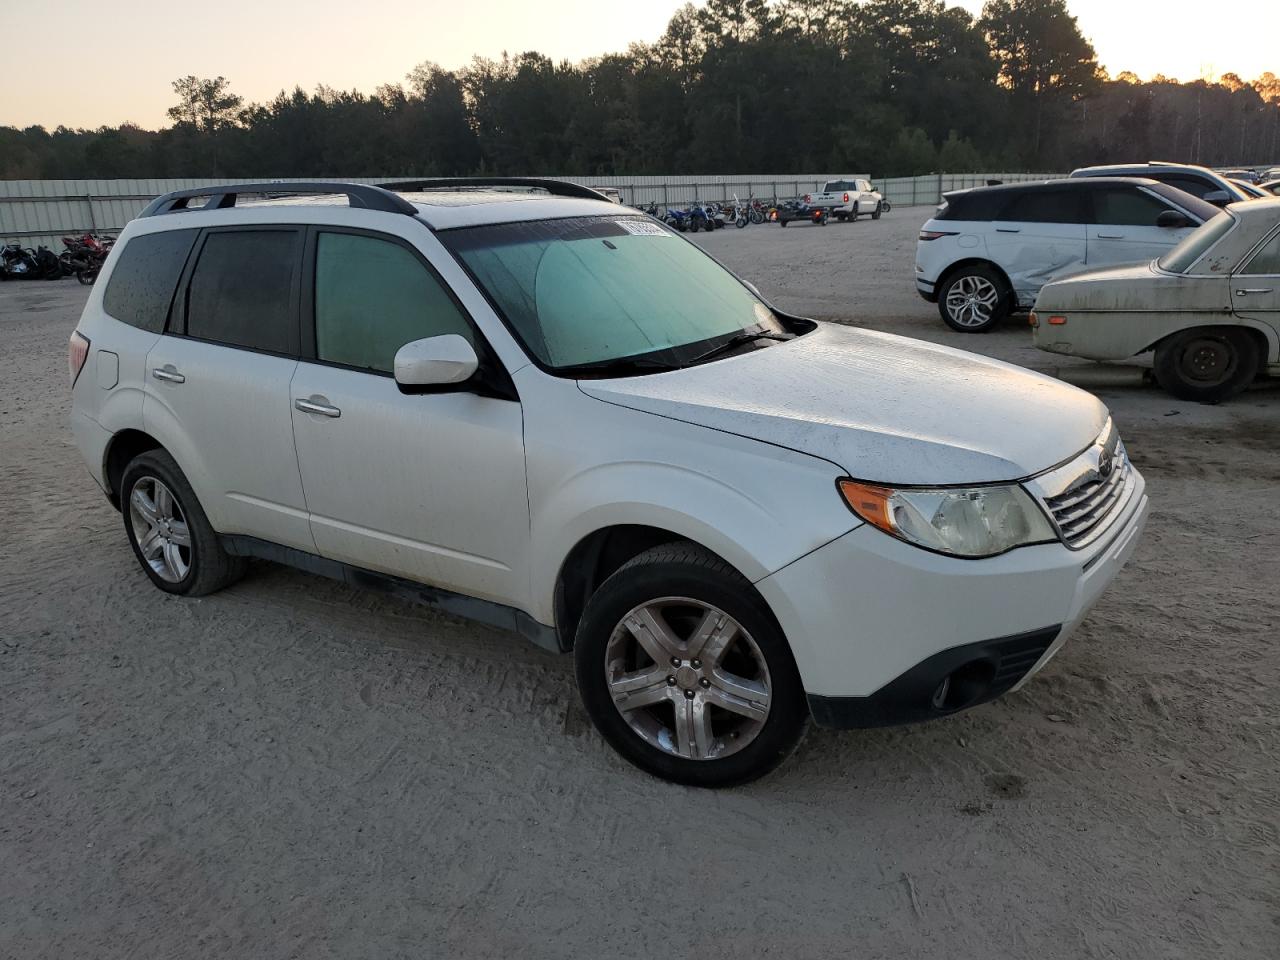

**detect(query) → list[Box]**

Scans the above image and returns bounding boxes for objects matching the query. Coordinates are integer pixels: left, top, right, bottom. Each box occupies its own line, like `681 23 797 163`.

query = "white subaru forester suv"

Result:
68 179 1149 786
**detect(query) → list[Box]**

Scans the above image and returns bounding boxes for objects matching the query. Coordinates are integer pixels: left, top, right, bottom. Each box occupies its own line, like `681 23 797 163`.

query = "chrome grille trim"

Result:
1026 418 1136 550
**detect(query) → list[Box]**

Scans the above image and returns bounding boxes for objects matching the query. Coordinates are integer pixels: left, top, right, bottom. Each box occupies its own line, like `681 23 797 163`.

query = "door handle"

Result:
1096 233 1125 239
151 366 185 384
996 227 1021 233
295 397 341 418
1235 288 1273 295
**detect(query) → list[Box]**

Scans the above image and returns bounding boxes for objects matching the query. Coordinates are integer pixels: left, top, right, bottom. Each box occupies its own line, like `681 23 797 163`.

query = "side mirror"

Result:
393 334 479 392
1156 210 1191 228
1203 190 1231 207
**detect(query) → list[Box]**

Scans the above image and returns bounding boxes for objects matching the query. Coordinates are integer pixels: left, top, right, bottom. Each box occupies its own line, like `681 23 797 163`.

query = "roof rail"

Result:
138 182 418 218
378 177 611 202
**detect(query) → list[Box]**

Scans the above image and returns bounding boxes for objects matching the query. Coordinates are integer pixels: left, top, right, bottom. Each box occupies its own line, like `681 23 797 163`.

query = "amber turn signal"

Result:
837 480 898 534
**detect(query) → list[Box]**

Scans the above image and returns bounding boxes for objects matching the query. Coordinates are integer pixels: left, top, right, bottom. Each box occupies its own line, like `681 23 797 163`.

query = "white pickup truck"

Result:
805 178 885 221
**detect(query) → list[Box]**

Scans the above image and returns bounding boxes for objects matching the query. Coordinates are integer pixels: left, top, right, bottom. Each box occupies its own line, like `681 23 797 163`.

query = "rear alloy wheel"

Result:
575 543 806 786
1154 327 1260 403
121 449 245 596
939 266 1010 332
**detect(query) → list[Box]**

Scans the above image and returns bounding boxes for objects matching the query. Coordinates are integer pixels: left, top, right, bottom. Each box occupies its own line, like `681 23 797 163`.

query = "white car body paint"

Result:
71 186 1148 715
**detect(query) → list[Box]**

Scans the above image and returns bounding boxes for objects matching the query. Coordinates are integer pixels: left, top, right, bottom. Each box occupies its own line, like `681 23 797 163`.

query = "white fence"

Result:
1 172 1058 250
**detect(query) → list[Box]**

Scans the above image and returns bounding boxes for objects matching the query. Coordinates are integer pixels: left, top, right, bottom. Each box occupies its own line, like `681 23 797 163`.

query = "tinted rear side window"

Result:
1156 175 1214 200
102 229 198 333
997 189 1085 223
185 230 300 354
1090 187 1174 226
937 190 1008 221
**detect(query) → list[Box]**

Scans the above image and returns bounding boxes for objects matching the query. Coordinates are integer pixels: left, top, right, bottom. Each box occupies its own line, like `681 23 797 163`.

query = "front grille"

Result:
1042 443 1132 548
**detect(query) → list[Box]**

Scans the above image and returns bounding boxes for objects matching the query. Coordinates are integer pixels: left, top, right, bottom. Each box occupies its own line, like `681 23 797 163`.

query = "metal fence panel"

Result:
1 172 1058 250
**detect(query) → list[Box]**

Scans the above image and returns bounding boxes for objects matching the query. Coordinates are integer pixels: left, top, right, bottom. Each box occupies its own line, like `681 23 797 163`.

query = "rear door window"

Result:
184 230 301 355
102 229 198 333
1089 187 1175 226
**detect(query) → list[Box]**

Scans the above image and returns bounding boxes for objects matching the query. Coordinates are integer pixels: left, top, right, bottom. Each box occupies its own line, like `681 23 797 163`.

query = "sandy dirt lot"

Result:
2 211 1277 959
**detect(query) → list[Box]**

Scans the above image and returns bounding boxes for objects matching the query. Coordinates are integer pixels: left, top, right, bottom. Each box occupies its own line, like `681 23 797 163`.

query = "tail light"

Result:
803 194 811 203
918 230 959 241
1029 311 1039 327
68 331 90 387
843 193 850 203
1048 315 1067 325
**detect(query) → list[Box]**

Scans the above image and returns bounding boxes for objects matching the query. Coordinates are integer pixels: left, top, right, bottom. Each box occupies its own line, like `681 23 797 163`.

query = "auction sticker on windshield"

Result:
618 219 668 236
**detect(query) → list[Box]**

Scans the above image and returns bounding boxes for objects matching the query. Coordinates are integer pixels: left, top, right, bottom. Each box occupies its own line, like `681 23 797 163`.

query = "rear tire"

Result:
120 450 245 596
1153 327 1260 403
937 264 1011 333
574 543 807 787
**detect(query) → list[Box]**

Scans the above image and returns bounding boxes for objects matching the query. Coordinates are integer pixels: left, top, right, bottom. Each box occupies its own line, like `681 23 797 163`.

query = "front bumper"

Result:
756 470 1148 727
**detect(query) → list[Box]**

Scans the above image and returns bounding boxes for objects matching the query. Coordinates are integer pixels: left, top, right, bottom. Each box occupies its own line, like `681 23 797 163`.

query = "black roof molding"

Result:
378 177 610 202
139 182 418 217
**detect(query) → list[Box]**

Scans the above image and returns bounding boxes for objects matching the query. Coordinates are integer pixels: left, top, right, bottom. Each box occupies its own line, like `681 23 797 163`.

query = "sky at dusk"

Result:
1 0 1272 130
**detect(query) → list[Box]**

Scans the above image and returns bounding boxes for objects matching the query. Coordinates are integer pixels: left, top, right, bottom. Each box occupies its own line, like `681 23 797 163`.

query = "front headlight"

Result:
838 479 1057 558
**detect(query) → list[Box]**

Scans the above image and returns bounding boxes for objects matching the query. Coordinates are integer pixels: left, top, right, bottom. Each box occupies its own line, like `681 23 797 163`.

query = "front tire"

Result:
938 265 1011 333
574 543 807 787
872 202 883 220
120 450 245 596
1153 327 1260 403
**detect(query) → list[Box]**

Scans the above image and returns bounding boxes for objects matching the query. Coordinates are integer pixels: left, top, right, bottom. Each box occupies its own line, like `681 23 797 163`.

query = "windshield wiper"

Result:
559 354 684 378
684 330 791 367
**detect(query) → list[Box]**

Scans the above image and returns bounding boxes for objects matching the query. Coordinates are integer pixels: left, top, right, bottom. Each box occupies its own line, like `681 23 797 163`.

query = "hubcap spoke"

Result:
168 521 191 548
609 665 671 704
130 487 159 526
707 670 770 721
138 528 165 559
685 608 737 665
162 541 185 580
153 483 173 519
673 695 714 760
624 607 683 664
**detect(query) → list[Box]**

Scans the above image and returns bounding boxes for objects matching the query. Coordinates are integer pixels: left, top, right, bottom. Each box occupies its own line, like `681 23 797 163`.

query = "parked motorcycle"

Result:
61 233 114 285
1 243 39 280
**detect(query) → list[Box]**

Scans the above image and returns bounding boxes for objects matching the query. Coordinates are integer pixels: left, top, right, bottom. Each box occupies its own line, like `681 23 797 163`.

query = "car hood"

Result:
578 323 1108 485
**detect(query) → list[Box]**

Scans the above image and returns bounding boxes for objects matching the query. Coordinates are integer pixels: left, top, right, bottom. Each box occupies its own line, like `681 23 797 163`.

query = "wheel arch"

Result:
103 428 165 509
936 258 1015 301
1145 319 1277 363
553 525 737 650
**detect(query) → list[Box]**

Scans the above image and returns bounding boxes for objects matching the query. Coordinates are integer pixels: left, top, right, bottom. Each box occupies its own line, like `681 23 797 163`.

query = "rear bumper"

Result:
69 408 112 496
916 278 937 302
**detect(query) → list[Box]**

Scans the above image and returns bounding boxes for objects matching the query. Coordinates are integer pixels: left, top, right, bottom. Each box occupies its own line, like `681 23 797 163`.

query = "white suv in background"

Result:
916 177 1216 332
69 179 1149 786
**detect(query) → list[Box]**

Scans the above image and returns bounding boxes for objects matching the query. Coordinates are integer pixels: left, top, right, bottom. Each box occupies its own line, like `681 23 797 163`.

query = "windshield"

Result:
441 216 787 372
1158 212 1236 273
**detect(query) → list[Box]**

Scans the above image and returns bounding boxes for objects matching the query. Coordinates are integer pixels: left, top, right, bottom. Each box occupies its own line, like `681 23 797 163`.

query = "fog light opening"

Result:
931 659 998 712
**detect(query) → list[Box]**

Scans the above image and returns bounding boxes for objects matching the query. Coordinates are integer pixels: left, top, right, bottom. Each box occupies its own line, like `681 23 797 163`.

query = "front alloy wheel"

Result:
574 542 806 786
605 598 771 761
